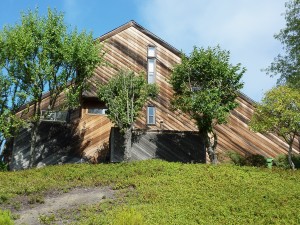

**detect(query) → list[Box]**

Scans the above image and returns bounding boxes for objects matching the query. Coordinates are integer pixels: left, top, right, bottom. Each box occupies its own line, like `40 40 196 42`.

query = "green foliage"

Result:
170 46 245 163
28 194 45 204
244 154 267 167
0 194 8 204
250 86 300 138
0 8 103 166
250 85 300 169
0 73 26 152
226 151 246 166
113 208 144 225
274 154 292 169
170 46 245 130
1 160 300 224
0 8 102 115
274 154 300 169
0 161 8 171
98 70 158 132
266 0 300 88
0 209 13 225
227 151 266 167
39 214 56 225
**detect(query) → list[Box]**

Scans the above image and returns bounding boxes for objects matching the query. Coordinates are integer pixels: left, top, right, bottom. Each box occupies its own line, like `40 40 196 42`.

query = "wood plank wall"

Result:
110 128 205 163
78 100 112 162
81 24 299 161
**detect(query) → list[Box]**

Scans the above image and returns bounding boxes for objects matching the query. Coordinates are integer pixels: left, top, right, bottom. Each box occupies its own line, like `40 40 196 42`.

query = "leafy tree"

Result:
170 46 245 164
98 70 158 161
0 72 27 163
250 85 300 170
0 8 103 167
267 0 300 88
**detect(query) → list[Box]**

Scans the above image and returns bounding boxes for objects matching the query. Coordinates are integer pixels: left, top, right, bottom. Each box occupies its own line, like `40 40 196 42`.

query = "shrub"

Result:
226 151 266 167
244 154 266 167
0 161 8 172
28 194 45 204
274 154 300 169
39 214 56 225
0 209 14 225
113 208 144 225
226 151 246 166
274 154 290 169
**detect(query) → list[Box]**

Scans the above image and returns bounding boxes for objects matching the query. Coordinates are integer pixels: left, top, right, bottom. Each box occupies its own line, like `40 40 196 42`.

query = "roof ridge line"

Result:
95 20 182 57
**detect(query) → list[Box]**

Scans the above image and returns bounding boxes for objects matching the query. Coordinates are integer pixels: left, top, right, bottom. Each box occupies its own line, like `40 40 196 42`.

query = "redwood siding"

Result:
80 22 299 161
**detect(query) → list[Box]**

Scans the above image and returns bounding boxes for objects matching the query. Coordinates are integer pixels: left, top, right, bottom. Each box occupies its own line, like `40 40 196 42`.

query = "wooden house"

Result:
10 21 299 169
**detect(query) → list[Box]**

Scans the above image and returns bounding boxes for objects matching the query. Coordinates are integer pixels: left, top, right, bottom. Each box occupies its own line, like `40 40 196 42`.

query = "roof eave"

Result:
95 20 182 57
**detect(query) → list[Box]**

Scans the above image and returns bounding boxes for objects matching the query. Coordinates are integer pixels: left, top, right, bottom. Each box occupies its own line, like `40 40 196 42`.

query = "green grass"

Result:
1 160 300 224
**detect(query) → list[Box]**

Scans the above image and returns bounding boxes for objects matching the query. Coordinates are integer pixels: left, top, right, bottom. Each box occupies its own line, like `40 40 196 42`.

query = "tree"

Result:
0 71 27 163
267 0 300 88
170 46 245 164
98 70 158 161
250 85 300 170
0 8 103 167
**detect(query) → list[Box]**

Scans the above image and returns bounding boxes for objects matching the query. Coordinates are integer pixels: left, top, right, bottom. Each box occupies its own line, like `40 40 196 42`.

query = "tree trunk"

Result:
210 131 218 164
200 130 218 164
0 139 4 162
1 138 13 165
123 127 132 162
288 142 295 170
29 121 40 168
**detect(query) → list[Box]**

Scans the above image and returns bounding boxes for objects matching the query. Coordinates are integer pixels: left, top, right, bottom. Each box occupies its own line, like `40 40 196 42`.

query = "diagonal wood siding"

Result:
80 22 299 161
14 21 296 164
110 128 205 163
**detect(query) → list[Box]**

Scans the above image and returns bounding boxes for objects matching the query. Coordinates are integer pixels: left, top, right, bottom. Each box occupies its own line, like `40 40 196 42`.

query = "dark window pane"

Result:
88 108 107 115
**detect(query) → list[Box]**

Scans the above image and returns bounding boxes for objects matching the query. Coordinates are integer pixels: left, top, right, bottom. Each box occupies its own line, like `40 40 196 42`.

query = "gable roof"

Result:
93 21 257 104
16 21 258 113
95 20 182 57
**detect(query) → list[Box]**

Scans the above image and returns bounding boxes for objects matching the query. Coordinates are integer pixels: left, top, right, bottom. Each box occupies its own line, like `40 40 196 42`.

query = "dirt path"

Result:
15 186 115 225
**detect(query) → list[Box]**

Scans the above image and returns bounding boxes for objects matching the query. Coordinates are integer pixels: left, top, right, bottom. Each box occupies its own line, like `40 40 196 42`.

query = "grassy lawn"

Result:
1 160 300 224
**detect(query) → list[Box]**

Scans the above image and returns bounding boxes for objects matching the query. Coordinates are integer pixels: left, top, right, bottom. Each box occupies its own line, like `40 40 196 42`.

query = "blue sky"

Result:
0 0 286 102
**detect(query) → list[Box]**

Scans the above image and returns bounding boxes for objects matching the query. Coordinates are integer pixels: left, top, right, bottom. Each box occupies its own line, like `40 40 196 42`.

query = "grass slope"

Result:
1 160 300 224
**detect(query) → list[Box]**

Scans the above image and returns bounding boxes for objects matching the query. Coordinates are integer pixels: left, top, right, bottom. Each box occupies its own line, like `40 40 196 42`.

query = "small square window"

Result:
148 46 156 57
147 106 156 125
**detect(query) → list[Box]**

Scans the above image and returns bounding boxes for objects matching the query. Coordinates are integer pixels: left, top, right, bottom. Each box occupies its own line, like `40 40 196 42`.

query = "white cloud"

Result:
138 0 286 101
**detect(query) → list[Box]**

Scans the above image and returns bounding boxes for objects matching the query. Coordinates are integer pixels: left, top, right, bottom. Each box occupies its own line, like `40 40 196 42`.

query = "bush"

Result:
113 208 144 225
274 154 300 169
226 151 246 166
0 209 14 225
0 161 8 172
226 151 266 167
274 154 290 169
244 154 266 167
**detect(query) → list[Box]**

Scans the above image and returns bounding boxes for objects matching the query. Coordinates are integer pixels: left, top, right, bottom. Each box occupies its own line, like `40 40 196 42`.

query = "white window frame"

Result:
147 58 156 84
148 46 156 57
87 107 108 115
147 45 156 84
147 106 156 125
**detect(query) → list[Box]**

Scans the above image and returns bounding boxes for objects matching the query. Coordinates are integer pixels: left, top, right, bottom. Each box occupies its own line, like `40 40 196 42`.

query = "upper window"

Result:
148 58 155 84
88 108 108 115
148 46 156 58
147 46 156 84
147 106 156 125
